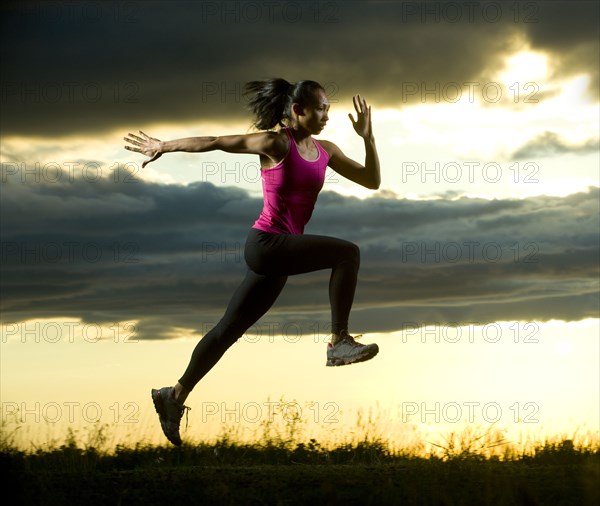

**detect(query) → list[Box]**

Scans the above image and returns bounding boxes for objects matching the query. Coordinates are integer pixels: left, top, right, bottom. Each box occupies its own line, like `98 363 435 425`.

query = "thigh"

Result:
246 230 359 276
219 268 288 332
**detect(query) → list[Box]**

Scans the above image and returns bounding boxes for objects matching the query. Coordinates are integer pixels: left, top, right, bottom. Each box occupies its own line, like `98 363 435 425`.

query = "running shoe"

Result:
151 386 190 446
326 331 379 366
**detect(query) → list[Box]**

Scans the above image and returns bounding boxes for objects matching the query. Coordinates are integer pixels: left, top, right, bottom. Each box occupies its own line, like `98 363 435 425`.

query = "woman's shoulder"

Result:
251 128 289 156
313 138 337 158
258 128 290 168
271 128 291 154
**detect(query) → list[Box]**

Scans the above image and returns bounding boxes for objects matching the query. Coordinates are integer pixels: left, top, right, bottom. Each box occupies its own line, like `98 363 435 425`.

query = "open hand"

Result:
124 131 162 168
348 95 373 140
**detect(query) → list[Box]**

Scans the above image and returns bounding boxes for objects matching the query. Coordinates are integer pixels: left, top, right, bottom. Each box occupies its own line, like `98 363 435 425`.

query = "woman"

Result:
124 78 381 446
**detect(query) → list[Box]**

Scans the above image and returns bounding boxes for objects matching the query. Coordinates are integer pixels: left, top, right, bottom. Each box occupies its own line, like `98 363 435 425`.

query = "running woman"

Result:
124 78 381 445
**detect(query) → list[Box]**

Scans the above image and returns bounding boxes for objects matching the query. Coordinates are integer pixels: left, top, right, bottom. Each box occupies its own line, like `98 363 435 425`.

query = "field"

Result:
3 421 599 506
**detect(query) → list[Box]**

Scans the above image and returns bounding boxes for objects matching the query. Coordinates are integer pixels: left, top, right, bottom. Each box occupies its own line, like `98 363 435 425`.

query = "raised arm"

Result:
124 130 285 169
319 95 381 190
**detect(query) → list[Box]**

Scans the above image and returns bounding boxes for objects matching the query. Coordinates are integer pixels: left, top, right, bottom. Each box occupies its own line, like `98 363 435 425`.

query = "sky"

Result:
1 0 598 451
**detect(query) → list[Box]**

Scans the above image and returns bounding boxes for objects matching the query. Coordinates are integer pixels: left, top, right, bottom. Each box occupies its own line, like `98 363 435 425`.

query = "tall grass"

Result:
2 399 598 469
4 402 598 506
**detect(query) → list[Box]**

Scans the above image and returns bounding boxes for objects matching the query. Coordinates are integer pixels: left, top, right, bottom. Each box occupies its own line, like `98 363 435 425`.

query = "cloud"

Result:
510 131 600 160
521 0 600 101
1 1 597 136
1 166 598 339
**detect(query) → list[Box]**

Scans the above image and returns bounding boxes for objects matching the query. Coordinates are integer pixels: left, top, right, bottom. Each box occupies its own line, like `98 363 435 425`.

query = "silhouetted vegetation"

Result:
3 416 598 505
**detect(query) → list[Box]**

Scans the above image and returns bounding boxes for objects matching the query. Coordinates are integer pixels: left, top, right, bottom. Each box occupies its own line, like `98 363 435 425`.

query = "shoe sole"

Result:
151 388 182 446
326 345 379 367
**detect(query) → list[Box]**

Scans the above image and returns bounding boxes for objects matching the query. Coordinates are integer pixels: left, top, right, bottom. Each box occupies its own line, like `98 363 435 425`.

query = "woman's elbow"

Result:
368 178 381 190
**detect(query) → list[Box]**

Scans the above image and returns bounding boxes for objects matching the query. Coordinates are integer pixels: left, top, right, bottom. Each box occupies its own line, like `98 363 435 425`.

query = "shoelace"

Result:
345 334 364 347
181 405 191 430
334 333 363 345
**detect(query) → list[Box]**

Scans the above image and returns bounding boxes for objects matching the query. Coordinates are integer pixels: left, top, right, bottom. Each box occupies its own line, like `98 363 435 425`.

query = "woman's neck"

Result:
286 124 312 145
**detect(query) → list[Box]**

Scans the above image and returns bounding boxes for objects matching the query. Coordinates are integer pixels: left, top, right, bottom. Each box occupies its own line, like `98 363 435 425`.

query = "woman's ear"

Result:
291 102 305 117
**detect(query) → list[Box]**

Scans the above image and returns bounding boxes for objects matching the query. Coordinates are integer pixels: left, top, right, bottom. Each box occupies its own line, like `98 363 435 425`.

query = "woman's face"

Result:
293 88 330 134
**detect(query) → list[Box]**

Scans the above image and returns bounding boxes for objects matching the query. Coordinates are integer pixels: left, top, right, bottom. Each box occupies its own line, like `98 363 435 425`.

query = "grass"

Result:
2 412 599 505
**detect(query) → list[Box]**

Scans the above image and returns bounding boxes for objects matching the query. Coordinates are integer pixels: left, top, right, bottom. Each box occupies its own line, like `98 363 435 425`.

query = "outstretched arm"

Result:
124 130 284 169
320 95 381 190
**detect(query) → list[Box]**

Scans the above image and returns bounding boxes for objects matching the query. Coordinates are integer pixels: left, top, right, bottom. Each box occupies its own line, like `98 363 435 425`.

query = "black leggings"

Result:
178 228 360 390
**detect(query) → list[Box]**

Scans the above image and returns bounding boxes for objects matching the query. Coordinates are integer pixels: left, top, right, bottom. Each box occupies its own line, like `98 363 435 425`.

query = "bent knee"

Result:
343 241 360 267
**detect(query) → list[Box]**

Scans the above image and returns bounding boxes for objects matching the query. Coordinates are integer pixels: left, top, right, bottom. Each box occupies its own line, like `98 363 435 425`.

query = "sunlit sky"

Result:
1 0 598 450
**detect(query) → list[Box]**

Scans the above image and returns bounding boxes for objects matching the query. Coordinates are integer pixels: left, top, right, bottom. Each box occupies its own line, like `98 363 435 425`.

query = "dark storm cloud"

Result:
1 0 598 137
522 0 600 101
511 131 600 160
1 167 597 340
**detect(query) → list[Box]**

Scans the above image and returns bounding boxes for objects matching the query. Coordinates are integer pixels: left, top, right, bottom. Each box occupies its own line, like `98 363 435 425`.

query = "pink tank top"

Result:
252 127 330 235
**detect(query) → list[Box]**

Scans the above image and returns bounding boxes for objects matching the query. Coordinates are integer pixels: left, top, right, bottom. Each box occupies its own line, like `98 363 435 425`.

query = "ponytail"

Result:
243 78 324 130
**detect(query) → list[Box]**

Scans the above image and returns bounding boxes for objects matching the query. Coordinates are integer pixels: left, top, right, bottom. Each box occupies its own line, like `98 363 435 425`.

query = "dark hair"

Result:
243 78 325 130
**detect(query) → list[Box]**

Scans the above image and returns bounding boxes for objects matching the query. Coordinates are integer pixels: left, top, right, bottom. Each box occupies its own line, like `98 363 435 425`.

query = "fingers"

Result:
124 139 143 149
124 133 145 146
124 130 159 166
353 94 369 115
124 130 161 168
124 132 146 154
350 95 365 125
